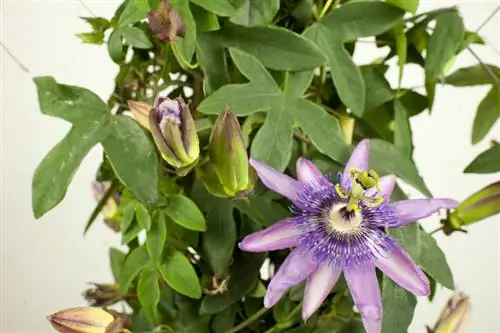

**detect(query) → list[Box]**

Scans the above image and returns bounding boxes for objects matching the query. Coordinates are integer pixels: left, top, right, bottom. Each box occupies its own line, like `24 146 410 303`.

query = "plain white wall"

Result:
0 0 499 332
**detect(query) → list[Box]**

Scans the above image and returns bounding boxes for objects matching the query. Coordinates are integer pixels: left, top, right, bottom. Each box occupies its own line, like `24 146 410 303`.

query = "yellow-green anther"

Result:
337 167 384 212
432 293 471 333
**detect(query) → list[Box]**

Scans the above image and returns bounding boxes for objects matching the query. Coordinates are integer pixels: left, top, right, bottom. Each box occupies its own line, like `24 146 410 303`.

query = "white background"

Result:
1 0 499 332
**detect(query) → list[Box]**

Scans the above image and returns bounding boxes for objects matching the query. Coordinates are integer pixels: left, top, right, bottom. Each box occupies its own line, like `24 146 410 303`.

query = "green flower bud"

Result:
149 96 200 170
431 293 471 333
205 109 255 198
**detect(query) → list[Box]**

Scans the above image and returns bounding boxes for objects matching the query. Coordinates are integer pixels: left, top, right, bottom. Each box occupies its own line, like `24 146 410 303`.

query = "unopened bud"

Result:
48 307 115 333
147 0 185 42
149 96 200 171
127 100 152 130
432 293 471 333
83 283 121 307
92 182 120 232
204 109 255 198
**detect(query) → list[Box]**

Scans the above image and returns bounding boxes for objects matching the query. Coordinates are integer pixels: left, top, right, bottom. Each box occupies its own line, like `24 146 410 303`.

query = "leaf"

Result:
387 0 418 13
472 85 500 144
33 76 109 124
393 22 407 87
418 230 454 289
107 29 124 64
273 297 295 323
32 121 111 218
284 70 314 97
120 26 153 49
170 0 197 64
135 202 152 230
121 202 137 231
80 16 110 31
382 277 417 333
389 223 420 263
445 64 500 86
217 25 325 71
362 65 394 113
76 32 105 44
464 144 500 174
147 211 168 263
211 305 237 333
394 99 413 156
202 200 236 275
400 90 428 116
196 32 231 95
137 265 160 323
165 194 206 231
190 0 238 16
109 248 127 282
118 0 150 27
102 115 159 206
122 222 143 245
230 0 280 27
159 249 202 299
199 250 265 314
229 48 279 90
425 11 465 81
119 246 150 294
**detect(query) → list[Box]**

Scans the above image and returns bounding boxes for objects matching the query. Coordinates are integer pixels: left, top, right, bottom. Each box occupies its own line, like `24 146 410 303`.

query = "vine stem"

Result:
170 42 199 70
429 226 444 235
318 0 334 19
476 6 500 33
466 46 500 86
224 307 270 333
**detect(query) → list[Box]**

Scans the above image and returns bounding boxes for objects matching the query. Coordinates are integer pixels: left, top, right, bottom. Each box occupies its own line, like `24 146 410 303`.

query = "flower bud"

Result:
442 181 500 235
205 109 255 198
83 283 121 307
127 100 152 130
48 307 115 333
431 293 471 333
149 96 200 170
147 0 185 42
92 182 120 232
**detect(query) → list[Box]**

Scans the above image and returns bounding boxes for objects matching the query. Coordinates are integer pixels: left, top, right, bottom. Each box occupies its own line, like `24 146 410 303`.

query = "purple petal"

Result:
375 243 430 296
342 139 370 189
250 158 302 202
391 198 459 227
303 262 342 320
296 158 323 185
264 249 318 308
365 175 396 203
239 219 300 252
344 265 382 333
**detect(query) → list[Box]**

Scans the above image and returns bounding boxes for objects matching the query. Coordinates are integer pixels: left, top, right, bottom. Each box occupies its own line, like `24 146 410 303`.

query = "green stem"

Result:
263 302 303 333
225 307 270 333
476 6 500 33
318 0 334 19
170 42 199 70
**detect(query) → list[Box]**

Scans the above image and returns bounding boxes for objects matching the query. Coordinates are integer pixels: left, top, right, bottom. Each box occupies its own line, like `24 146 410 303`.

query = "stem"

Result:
429 226 444 235
225 307 270 333
170 42 199 70
83 179 119 234
466 46 500 85
318 0 334 19
476 6 500 33
0 41 30 73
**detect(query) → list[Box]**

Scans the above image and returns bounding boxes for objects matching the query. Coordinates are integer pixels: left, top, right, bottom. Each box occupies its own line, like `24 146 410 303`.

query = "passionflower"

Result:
239 139 458 333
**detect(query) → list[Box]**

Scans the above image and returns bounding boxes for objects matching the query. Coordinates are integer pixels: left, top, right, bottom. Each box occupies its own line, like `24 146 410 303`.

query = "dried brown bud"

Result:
147 0 185 42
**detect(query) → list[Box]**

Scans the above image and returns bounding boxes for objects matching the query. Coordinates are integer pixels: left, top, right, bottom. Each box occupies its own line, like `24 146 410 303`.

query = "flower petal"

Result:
365 175 396 203
391 198 459 227
250 158 302 202
375 242 430 296
239 219 300 252
296 158 324 185
342 139 370 189
344 265 382 333
264 248 318 308
303 262 342 320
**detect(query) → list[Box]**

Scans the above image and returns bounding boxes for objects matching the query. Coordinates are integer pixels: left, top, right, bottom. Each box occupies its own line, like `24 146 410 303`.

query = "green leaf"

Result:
393 22 407 87
80 16 110 31
121 202 136 231
229 48 279 90
464 144 500 174
382 277 417 333
425 11 465 81
472 85 500 144
200 250 265 314
122 222 144 245
120 26 153 49
190 0 238 16
389 223 420 265
445 64 500 86
76 32 105 45
394 99 413 156
107 29 125 64
418 230 454 289
400 90 428 116
217 25 325 71
370 139 431 197
273 297 295 323
33 76 109 124
137 265 161 323
147 211 168 263
202 200 236 275
197 32 231 95
284 70 314 97
135 202 152 230
32 121 111 218
102 115 159 206
230 0 280 27
159 249 202 299
165 194 206 231
211 305 237 333
362 65 394 113
109 247 127 282
170 0 197 64
119 246 150 294
118 0 149 27
387 0 418 13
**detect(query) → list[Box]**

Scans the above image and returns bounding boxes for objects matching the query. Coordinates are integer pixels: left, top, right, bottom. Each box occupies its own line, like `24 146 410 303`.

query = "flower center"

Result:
327 204 363 234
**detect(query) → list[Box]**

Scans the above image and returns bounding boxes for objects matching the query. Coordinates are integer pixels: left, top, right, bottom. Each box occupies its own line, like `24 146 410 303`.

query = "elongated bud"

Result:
431 293 470 333
205 109 255 198
48 307 115 333
92 182 120 232
147 0 185 42
443 181 500 234
83 283 121 307
149 96 200 171
127 100 152 130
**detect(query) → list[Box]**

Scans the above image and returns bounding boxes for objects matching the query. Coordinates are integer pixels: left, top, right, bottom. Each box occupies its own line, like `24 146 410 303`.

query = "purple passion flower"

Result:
239 139 458 333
